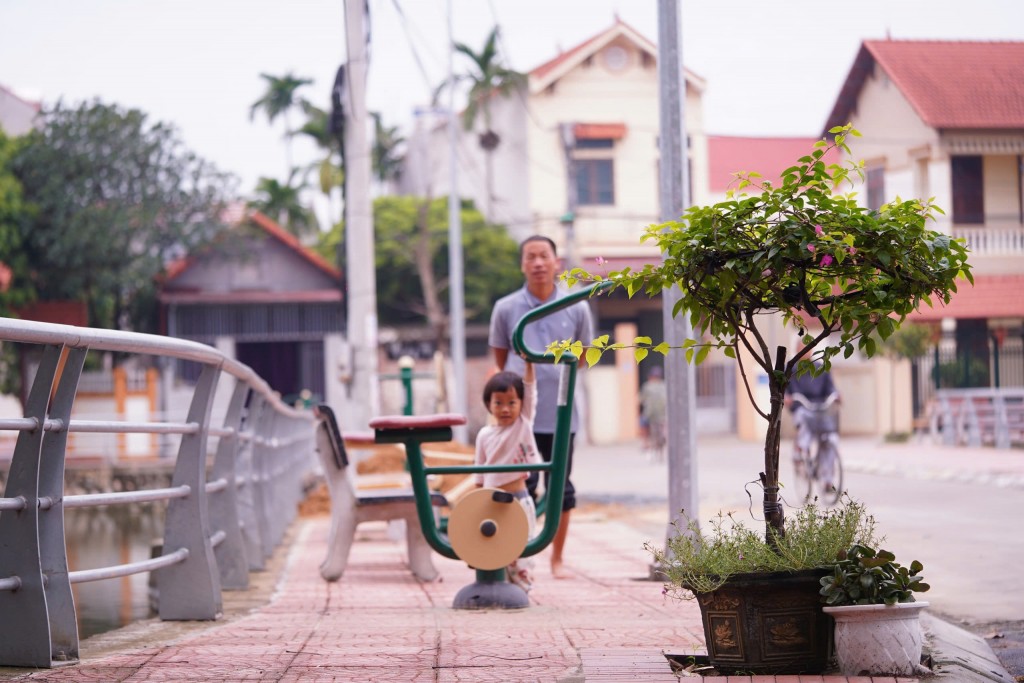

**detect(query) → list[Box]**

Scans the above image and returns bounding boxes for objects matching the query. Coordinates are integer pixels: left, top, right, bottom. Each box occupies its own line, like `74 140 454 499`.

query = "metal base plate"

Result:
452 580 529 610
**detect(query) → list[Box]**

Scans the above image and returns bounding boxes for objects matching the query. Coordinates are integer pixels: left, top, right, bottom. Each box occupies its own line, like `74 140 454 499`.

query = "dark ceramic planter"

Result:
692 568 832 675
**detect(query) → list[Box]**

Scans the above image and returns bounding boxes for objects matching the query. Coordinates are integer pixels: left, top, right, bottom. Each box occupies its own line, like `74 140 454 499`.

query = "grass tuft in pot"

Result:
650 496 878 597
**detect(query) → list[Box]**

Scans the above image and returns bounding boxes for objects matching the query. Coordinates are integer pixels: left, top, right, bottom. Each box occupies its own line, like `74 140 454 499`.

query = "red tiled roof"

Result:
528 19 703 92
530 29 608 81
908 274 1024 321
163 210 341 285
707 136 832 193
825 40 1024 133
0 82 41 111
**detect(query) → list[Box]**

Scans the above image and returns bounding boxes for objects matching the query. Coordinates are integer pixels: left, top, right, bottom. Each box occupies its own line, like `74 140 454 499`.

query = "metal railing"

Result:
0 317 316 668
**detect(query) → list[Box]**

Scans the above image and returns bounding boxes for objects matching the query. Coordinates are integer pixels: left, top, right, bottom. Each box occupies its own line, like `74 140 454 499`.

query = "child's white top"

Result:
473 378 541 488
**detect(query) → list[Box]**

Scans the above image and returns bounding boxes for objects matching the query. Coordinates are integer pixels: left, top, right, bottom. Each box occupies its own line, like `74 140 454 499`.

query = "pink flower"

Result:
807 243 816 252
595 256 607 266
820 254 834 267
814 224 824 236
762 268 772 278
847 246 857 255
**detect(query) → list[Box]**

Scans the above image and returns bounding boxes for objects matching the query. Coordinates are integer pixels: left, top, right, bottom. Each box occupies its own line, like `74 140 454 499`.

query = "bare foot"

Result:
551 560 573 579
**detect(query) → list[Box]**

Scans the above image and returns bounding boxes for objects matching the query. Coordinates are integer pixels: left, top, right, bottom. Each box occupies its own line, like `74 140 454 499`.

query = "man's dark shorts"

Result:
526 432 576 511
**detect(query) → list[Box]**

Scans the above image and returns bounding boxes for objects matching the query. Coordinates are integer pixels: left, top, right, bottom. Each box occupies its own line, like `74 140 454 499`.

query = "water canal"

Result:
65 505 164 639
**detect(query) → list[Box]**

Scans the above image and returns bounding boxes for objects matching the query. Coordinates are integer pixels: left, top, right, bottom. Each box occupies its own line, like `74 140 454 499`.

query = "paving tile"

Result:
0 515 950 682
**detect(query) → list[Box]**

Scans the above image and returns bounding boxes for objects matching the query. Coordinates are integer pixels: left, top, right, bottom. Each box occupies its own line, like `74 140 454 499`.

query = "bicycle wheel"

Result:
812 438 842 506
793 445 814 504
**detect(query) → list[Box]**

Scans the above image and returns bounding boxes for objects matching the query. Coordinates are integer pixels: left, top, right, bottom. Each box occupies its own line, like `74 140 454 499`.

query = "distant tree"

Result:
249 172 318 238
295 102 343 192
371 112 404 187
317 195 520 345
11 100 233 332
0 130 32 319
435 26 526 217
250 72 313 174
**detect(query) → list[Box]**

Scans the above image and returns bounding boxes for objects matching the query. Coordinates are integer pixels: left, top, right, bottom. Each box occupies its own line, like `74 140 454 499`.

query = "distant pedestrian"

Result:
639 366 667 460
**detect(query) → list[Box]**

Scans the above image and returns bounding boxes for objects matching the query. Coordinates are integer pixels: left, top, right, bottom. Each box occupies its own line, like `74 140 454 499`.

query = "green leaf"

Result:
634 348 649 363
585 347 602 367
694 345 710 364
653 342 671 356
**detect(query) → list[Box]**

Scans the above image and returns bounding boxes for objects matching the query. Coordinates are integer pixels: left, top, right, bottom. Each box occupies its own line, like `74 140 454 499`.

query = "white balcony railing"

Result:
951 226 1024 256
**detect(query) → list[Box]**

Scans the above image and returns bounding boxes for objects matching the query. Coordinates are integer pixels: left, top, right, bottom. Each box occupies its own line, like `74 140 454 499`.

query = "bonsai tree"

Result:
551 125 971 543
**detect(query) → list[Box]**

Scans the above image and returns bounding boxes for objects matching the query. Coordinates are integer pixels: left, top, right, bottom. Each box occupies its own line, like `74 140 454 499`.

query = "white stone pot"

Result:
823 601 929 676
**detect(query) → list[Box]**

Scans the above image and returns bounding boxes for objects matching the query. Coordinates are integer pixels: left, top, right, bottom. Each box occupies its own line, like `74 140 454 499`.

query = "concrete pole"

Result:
343 0 380 429
657 0 699 544
447 0 468 443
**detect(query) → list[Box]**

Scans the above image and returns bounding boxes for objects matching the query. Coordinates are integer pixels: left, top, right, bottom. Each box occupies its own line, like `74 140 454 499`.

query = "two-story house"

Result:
401 19 720 442
824 39 1024 418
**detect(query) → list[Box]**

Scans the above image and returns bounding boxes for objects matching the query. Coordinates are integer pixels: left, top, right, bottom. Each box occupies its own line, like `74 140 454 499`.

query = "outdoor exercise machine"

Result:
369 282 609 609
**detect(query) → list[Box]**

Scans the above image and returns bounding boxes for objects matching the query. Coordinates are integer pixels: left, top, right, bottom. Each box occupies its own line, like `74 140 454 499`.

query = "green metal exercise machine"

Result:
370 281 609 609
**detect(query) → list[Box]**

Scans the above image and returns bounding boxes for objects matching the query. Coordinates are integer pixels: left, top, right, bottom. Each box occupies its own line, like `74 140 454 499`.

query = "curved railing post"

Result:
158 363 222 620
0 344 63 667
238 394 268 570
38 346 87 663
210 381 251 589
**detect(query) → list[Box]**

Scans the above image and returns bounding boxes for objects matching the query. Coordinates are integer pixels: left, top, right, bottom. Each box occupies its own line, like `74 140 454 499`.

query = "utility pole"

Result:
447 0 468 443
343 0 379 429
558 122 578 271
657 0 699 547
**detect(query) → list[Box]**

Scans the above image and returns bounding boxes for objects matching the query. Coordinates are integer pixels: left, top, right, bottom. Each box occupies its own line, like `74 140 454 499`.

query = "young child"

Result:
474 362 540 591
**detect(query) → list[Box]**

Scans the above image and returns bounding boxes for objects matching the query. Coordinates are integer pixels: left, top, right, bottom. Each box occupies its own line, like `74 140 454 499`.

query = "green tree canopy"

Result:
11 99 234 331
317 196 520 334
0 129 31 318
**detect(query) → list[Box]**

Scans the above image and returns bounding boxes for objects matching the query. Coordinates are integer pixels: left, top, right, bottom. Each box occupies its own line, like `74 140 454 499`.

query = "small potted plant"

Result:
820 544 930 676
550 124 970 674
648 497 877 674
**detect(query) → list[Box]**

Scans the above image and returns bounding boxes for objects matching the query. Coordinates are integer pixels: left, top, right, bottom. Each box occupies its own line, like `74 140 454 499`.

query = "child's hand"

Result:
523 361 535 382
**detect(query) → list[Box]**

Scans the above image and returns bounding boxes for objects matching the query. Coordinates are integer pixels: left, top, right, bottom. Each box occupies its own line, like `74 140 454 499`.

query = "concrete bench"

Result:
313 404 446 582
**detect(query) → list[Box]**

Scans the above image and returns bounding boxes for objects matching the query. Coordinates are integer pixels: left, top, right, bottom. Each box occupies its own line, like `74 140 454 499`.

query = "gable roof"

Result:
528 19 705 95
707 135 825 193
825 40 1024 134
162 209 340 285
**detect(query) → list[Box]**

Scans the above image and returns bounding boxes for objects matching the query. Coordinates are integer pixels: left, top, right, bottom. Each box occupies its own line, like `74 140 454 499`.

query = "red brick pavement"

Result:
3 514 934 682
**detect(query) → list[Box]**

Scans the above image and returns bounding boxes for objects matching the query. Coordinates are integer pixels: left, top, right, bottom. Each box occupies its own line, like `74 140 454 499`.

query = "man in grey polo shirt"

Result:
489 235 593 579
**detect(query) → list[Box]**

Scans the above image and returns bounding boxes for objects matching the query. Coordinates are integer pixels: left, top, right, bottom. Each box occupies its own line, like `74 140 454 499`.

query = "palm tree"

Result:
371 112 404 190
293 101 344 218
250 72 314 174
436 26 526 218
248 172 318 239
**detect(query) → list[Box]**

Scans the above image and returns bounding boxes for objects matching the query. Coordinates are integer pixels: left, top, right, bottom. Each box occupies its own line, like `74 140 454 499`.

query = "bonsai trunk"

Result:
762 345 787 545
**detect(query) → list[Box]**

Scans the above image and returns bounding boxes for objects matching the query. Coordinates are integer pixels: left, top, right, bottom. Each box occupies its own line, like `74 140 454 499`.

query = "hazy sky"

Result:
3 0 1023 201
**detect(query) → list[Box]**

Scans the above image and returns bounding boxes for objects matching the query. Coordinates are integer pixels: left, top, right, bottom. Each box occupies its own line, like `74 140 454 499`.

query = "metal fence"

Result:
912 338 1024 417
0 317 317 669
